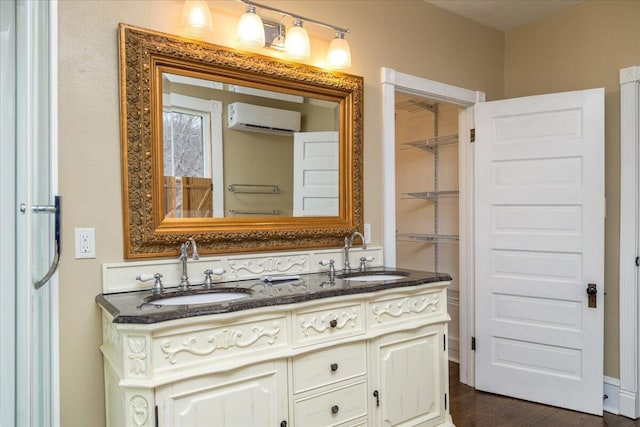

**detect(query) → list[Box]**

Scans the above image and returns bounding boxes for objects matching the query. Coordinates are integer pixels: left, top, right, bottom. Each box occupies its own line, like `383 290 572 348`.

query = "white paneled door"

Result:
474 89 605 414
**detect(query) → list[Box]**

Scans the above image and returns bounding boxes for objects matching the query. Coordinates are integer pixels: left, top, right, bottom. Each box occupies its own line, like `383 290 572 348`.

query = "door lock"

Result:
586 283 597 308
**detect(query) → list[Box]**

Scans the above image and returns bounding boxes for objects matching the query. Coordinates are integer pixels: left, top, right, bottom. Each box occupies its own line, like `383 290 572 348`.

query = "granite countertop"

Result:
96 267 452 324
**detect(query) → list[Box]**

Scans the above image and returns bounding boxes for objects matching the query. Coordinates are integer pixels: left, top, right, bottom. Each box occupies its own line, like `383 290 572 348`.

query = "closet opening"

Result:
394 93 462 362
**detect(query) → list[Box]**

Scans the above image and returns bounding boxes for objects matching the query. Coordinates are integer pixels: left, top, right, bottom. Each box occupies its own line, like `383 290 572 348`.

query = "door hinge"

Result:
471 336 476 351
470 128 476 143
444 334 447 351
444 393 448 410
155 405 159 427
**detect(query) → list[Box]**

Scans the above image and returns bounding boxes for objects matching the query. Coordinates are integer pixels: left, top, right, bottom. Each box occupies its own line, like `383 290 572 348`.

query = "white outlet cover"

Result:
75 228 96 259
364 223 372 244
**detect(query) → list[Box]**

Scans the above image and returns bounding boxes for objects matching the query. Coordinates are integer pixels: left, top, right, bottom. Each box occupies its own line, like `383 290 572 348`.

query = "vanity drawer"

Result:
293 380 368 427
293 302 364 348
368 289 446 329
292 341 366 394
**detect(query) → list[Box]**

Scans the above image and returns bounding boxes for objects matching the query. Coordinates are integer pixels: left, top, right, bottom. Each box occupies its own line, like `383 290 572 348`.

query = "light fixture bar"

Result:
238 0 349 34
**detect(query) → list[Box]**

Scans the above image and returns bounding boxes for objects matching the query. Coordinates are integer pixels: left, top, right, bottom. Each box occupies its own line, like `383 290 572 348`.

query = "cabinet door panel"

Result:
156 360 287 427
372 325 446 427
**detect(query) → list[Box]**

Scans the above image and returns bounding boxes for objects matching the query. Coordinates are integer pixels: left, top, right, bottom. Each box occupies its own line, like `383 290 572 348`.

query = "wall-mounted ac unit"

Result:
227 102 301 135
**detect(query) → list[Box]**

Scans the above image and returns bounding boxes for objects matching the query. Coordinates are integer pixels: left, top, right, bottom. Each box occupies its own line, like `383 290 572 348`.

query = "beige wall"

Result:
504 0 640 379
58 1 504 425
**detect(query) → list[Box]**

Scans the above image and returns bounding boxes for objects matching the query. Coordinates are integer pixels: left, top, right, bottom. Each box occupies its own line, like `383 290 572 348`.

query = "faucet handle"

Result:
136 273 164 295
359 256 374 272
203 268 226 289
319 259 336 281
136 273 156 282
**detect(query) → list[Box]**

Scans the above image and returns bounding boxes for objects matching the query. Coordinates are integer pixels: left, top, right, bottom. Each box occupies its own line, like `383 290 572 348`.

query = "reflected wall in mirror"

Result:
119 24 363 258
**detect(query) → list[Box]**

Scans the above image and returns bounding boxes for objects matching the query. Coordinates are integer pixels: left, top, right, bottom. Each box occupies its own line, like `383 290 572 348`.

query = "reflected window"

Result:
163 110 206 177
163 105 213 218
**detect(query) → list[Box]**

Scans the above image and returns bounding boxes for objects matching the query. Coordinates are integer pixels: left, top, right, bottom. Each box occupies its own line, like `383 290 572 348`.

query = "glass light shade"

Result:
327 34 351 69
181 0 213 37
237 6 265 49
284 20 310 59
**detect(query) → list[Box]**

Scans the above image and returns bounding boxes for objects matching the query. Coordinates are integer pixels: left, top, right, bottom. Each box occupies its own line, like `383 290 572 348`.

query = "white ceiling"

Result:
425 0 585 31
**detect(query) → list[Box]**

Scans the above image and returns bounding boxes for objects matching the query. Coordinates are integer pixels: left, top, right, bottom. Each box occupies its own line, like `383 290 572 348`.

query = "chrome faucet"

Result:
178 238 199 290
343 231 367 272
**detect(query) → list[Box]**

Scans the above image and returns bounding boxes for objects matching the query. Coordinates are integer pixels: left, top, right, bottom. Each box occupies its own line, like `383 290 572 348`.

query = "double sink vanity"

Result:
103 24 455 427
97 262 454 427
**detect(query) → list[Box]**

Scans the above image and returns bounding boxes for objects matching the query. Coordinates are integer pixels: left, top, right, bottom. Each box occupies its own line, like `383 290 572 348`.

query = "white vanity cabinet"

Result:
99 281 454 427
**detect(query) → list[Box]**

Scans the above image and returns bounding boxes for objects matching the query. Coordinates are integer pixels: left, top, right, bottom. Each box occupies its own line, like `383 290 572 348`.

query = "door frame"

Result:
619 65 640 419
381 67 485 385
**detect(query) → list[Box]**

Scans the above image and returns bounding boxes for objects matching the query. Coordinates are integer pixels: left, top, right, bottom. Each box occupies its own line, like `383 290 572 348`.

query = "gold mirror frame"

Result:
119 24 363 258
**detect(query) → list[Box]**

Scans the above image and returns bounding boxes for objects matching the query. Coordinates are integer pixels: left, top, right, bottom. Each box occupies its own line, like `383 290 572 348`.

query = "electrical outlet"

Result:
75 228 96 259
364 223 372 244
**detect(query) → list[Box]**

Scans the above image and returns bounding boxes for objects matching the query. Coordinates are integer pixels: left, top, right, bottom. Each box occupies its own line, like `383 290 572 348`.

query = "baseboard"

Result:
448 335 460 363
619 387 639 418
604 376 620 415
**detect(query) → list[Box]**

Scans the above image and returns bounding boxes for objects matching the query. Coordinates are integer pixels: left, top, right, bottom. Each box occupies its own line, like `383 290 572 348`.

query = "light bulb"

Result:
181 0 213 37
284 19 310 59
327 32 351 69
237 5 265 49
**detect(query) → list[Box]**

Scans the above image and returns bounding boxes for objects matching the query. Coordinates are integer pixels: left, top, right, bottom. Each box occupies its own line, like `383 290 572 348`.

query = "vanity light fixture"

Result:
236 4 265 49
235 0 352 68
284 19 311 59
181 0 213 37
327 30 351 69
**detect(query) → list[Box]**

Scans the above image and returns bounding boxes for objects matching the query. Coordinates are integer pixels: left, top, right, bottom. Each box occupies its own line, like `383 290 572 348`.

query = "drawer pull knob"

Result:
280 422 287 427
330 363 339 372
329 319 338 328
331 405 339 414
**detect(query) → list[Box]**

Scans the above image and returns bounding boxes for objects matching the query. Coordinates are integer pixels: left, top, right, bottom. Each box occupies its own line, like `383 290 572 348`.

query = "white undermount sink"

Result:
343 274 407 282
151 291 250 306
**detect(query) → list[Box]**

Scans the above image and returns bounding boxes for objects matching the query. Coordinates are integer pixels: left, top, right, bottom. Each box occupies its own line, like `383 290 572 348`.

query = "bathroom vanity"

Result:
106 25 456 427
97 268 454 427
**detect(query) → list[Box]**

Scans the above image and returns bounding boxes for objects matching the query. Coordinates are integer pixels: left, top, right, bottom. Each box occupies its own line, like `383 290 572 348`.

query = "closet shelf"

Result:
402 190 459 201
397 233 459 245
402 133 458 153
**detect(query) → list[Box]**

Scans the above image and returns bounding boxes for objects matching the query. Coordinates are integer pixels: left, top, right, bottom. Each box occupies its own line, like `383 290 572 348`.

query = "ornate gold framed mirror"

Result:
119 24 363 258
